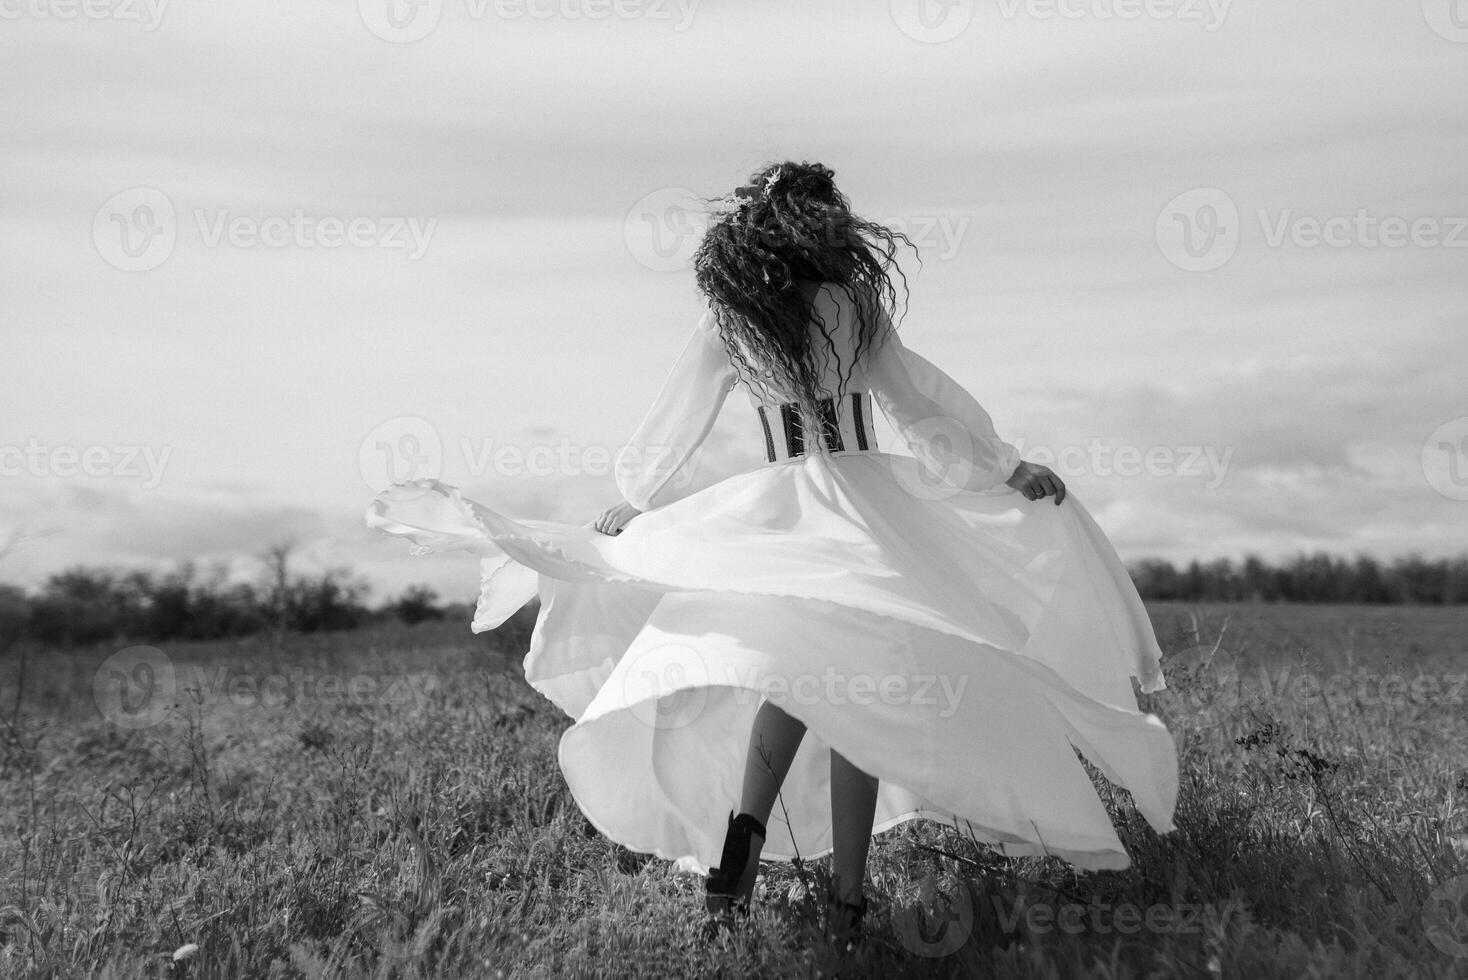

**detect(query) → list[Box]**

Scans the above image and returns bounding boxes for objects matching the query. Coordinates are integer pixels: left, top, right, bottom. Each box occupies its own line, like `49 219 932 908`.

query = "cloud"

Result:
1 0 1462 600
1023 317 1459 475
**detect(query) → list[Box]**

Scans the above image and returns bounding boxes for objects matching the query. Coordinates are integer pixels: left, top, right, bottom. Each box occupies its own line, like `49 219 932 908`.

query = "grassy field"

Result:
1 600 1466 979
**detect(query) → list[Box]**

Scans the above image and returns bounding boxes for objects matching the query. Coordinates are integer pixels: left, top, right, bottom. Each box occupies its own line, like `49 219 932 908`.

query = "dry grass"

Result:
1 602 1465 978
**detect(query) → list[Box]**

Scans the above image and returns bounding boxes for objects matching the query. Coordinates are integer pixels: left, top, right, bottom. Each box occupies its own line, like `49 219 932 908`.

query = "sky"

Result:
1 0 1464 604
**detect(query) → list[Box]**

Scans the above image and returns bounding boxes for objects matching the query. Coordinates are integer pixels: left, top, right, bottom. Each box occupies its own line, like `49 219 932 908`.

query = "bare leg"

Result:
738 700 807 826
829 748 878 906
716 700 805 904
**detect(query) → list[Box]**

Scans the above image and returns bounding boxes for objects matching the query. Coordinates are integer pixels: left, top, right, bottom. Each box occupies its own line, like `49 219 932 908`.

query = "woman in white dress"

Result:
366 160 1178 941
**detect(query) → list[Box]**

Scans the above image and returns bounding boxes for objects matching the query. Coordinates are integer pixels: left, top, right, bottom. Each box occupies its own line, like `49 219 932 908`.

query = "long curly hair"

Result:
691 161 916 450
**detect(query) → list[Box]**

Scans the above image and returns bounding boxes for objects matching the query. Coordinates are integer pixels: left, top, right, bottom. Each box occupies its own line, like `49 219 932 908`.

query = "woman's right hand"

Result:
592 500 644 535
1006 460 1066 505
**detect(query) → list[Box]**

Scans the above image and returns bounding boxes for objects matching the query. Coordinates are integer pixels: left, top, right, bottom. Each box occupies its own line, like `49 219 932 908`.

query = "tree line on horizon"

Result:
0 548 1463 651
1127 551 1468 604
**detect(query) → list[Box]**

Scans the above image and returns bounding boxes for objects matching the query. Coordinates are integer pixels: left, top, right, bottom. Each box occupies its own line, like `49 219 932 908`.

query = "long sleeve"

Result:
865 315 1022 494
614 307 738 511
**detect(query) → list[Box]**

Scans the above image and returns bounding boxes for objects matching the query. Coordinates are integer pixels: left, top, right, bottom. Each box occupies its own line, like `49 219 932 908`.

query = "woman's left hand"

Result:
592 500 643 535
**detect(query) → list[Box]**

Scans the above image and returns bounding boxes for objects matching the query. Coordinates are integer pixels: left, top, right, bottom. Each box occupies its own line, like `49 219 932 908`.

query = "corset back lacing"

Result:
755 391 879 463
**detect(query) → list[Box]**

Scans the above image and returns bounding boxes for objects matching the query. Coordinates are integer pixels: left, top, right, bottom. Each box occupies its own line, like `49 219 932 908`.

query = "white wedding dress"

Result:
366 283 1178 873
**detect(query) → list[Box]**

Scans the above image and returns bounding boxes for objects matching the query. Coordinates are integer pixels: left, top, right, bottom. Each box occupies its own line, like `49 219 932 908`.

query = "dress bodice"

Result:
612 283 1022 511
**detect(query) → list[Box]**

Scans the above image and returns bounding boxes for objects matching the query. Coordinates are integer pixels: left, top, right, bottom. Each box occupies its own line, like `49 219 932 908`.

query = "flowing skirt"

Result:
365 450 1177 872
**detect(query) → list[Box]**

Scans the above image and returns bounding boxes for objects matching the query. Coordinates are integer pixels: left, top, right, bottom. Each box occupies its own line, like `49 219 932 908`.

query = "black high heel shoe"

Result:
704 811 766 925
